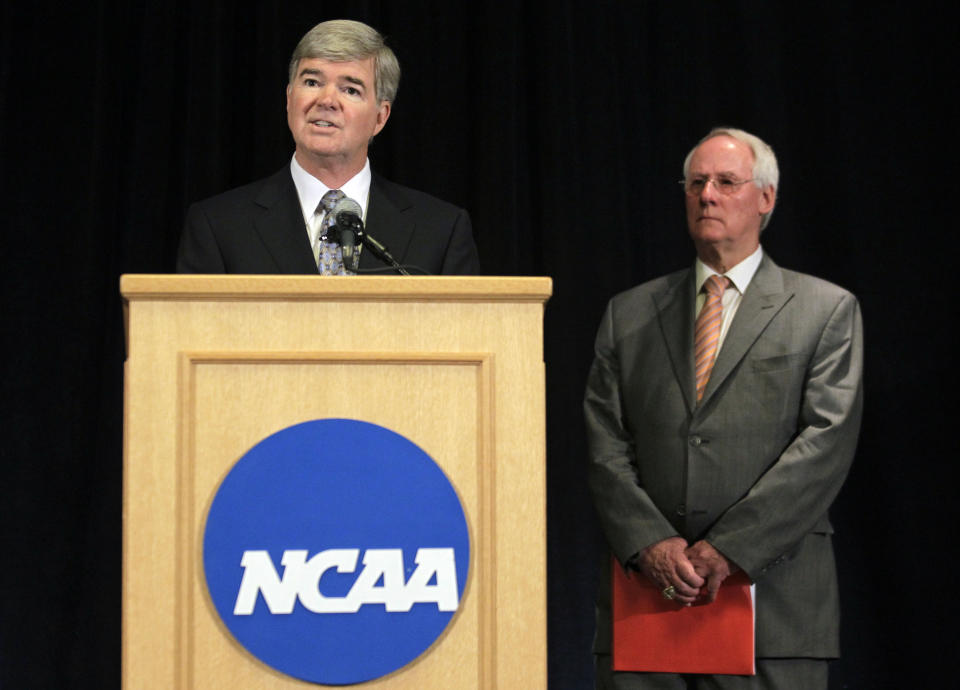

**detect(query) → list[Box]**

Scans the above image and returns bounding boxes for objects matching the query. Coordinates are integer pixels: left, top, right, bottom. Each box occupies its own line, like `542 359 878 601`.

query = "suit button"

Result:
689 435 703 447
676 503 687 516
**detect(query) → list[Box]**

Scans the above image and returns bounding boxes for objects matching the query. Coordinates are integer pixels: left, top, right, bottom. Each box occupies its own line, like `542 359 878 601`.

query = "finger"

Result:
667 577 701 599
703 573 724 603
661 584 698 605
676 560 706 590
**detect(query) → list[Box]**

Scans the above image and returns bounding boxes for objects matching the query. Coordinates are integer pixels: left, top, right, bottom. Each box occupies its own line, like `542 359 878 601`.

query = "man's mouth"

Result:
310 120 337 128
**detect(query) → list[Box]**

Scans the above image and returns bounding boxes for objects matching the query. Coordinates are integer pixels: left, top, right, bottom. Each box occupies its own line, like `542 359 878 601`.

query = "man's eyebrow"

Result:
690 169 741 177
296 67 367 90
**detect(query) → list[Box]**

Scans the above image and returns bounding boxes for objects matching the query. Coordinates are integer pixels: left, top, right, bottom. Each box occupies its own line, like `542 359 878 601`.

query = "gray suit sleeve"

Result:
584 301 681 565
705 292 864 579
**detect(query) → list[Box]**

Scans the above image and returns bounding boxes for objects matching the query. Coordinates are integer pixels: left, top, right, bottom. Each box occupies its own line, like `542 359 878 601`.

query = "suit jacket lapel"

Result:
653 269 698 414
699 254 792 405
361 174 415 272
253 169 318 274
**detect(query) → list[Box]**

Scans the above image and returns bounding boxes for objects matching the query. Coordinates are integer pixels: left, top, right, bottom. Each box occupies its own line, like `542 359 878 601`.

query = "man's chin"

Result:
689 222 726 242
298 144 344 161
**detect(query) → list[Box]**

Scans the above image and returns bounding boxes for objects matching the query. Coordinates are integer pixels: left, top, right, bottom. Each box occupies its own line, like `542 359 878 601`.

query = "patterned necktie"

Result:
317 189 347 275
694 275 730 402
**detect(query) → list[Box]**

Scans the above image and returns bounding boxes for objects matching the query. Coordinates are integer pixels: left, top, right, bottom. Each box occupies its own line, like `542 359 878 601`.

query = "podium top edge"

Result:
120 274 553 303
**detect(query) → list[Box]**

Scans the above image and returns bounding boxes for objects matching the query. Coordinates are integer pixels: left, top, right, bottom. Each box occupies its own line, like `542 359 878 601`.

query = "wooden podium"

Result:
120 275 552 689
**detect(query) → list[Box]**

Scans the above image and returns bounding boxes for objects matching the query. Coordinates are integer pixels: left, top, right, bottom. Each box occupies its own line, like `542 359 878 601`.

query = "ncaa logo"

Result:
203 419 471 685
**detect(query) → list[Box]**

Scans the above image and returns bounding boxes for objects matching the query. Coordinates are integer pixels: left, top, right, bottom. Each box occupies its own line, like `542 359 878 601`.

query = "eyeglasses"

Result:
680 176 755 196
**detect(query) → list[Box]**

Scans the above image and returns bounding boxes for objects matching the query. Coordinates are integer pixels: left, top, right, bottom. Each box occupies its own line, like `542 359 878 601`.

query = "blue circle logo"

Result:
203 419 470 685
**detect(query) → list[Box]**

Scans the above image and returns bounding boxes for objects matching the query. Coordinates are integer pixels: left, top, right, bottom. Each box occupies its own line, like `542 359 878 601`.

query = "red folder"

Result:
612 559 755 675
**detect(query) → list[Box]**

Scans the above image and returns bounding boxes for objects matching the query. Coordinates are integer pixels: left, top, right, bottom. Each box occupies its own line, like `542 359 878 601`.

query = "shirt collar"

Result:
289 155 372 223
695 245 764 295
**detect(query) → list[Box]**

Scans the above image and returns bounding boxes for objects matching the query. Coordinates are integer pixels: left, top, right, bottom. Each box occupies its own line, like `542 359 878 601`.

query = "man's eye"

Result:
343 86 361 96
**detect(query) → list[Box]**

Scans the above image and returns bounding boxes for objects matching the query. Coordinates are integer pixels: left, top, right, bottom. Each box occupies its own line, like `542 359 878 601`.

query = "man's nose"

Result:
699 178 719 203
315 84 338 107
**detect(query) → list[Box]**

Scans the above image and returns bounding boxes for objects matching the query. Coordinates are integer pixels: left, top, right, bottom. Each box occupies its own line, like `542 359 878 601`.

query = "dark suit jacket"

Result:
176 166 480 275
584 254 863 659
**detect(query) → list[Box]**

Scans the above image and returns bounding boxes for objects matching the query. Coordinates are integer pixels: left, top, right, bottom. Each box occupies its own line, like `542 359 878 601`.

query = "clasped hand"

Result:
637 537 739 605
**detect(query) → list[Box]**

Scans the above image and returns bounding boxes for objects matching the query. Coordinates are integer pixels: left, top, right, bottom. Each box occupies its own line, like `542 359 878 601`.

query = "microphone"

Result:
331 199 410 275
359 233 410 275
329 197 363 273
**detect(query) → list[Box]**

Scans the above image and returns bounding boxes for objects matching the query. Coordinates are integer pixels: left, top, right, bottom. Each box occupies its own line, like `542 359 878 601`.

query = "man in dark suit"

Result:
585 128 863 689
177 19 480 276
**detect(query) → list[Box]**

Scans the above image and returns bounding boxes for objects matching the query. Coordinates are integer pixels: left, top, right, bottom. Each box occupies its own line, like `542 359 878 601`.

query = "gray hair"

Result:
288 20 401 104
683 127 779 230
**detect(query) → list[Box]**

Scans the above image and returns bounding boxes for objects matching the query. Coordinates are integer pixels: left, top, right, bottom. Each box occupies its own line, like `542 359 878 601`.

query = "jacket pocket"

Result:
750 352 807 373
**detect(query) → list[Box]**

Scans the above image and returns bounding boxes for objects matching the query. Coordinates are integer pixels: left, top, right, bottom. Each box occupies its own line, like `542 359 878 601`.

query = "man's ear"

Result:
372 100 391 137
759 185 776 214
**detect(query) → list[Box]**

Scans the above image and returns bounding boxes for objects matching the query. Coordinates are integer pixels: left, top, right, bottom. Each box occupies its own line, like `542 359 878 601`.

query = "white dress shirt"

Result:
289 155 372 264
694 245 764 353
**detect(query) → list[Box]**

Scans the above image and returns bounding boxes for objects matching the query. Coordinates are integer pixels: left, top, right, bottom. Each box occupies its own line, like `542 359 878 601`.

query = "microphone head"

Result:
331 196 363 220
331 197 364 233
336 211 363 231
328 197 363 273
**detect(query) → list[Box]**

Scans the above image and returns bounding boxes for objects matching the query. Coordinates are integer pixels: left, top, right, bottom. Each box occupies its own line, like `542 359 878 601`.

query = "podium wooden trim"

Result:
121 274 551 301
121 275 551 689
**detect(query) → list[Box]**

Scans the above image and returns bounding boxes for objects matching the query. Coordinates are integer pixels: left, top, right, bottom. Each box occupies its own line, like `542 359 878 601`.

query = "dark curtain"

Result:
1 1 953 687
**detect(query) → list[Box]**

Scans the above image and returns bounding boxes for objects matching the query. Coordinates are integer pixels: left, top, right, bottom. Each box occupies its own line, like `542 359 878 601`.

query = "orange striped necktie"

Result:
694 275 730 402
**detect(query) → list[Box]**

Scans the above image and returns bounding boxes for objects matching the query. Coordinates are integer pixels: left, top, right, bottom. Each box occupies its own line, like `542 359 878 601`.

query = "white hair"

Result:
289 19 400 103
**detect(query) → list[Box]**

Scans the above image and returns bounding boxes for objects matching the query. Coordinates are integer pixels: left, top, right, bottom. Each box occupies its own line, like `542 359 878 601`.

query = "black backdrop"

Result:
1 2 955 687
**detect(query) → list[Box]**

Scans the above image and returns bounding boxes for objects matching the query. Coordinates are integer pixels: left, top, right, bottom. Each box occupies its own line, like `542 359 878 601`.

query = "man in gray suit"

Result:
177 19 479 276
585 127 863 689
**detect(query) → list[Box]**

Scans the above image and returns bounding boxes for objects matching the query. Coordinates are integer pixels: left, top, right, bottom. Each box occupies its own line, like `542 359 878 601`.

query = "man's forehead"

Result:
690 136 754 171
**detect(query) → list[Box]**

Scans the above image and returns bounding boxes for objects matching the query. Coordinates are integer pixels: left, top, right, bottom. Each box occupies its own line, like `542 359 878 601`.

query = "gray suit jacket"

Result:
584 254 863 658
176 167 480 275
